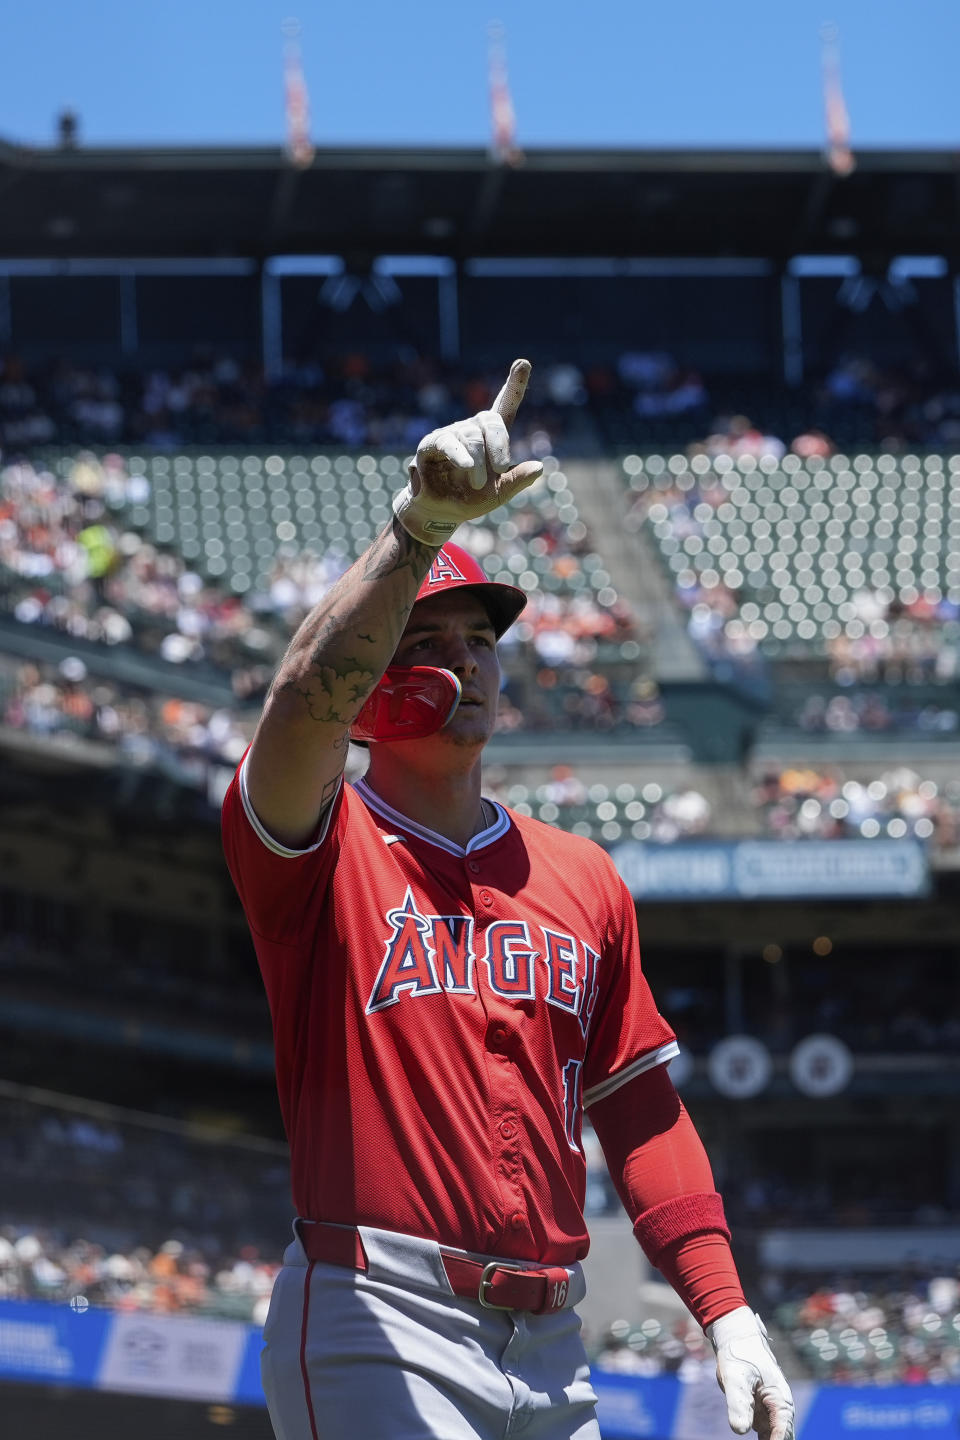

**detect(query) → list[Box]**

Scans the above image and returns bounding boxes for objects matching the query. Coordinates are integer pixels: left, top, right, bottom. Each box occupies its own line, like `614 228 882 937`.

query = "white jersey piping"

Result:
582 1041 681 1108
354 776 511 857
238 752 341 859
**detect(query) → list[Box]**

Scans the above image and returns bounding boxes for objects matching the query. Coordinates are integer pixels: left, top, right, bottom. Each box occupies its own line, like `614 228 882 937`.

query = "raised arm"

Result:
243 358 542 849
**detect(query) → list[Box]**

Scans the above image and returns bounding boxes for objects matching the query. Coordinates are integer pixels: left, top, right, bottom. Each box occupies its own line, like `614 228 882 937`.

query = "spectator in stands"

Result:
2 452 643 725
0 352 571 455
752 763 959 845
1 658 255 771
768 1266 960 1384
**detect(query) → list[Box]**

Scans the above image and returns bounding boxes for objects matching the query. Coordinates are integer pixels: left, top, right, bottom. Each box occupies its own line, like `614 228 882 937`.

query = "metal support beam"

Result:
780 274 803 387
119 274 138 355
438 268 460 361
261 265 283 380
0 274 10 346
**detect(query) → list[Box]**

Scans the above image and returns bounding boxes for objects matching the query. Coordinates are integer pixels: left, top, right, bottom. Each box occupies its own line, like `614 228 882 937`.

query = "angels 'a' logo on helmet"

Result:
427 549 468 585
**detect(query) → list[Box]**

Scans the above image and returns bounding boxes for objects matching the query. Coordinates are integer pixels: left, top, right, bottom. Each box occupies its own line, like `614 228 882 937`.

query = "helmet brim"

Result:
455 581 527 638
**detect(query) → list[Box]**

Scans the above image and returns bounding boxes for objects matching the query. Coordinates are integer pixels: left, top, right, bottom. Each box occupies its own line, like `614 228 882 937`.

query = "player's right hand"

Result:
392 358 544 543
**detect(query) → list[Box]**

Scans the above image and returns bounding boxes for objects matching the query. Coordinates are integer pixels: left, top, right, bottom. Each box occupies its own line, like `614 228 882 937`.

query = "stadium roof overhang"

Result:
0 140 957 264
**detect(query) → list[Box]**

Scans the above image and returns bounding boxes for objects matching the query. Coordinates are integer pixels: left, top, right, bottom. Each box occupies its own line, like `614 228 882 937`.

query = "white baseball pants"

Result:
260 1223 601 1440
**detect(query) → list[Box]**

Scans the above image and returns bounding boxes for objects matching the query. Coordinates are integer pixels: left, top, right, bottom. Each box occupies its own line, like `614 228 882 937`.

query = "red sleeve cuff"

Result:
632 1190 731 1265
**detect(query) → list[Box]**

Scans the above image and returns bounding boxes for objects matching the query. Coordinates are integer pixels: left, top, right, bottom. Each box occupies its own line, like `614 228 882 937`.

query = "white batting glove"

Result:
707 1307 796 1440
393 358 544 543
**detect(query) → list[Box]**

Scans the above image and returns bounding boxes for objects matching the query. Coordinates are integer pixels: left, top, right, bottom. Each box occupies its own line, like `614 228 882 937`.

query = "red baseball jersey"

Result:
222 758 678 1265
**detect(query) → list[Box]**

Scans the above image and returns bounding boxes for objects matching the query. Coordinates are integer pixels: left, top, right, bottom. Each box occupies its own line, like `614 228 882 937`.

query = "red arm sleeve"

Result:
589 1062 746 1328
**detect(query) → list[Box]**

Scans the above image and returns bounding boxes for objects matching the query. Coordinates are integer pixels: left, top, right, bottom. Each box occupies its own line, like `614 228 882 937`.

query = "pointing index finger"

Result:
492 358 532 432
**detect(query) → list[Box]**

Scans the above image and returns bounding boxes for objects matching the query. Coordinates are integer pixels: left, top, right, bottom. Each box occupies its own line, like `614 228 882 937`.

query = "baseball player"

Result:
222 359 795 1440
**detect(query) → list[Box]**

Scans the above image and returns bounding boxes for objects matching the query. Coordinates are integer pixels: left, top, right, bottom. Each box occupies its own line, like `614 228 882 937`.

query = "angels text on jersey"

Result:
366 886 601 1033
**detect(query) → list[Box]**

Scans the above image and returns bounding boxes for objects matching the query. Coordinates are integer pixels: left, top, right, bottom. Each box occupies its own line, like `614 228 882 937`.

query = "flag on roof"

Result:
822 22 854 178
283 18 314 170
489 21 523 167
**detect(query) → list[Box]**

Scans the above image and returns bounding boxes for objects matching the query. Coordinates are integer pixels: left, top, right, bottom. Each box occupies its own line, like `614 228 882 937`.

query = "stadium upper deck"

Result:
0 140 956 261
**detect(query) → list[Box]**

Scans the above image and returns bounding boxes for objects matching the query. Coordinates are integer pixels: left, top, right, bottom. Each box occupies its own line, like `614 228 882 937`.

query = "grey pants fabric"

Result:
260 1223 601 1440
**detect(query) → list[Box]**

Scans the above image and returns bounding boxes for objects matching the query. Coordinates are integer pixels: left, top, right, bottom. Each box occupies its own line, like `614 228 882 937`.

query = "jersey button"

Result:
490 1025 507 1049
479 889 493 907
468 860 480 874
499 1120 515 1140
510 1211 526 1230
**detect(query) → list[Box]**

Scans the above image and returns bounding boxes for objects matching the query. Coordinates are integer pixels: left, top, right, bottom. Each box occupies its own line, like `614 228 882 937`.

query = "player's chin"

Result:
440 707 496 747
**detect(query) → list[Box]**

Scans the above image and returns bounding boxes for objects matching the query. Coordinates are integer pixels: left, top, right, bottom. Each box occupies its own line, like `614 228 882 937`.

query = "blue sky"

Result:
1 0 956 150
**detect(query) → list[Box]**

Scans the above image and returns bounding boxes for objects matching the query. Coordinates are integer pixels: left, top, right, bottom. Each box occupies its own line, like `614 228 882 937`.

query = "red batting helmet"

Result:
412 542 527 638
349 543 526 743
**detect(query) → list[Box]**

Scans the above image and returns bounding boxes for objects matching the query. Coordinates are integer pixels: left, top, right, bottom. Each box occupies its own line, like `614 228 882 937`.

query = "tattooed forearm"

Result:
362 519 439 583
279 665 376 725
269 518 439 728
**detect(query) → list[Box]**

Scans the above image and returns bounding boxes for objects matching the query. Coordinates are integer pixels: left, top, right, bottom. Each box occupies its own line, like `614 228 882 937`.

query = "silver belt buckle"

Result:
478 1260 524 1309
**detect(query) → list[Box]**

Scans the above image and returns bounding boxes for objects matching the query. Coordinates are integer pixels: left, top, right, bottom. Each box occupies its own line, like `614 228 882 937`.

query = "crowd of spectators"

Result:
629 466 960 680
456 500 646 663
1 451 643 717
817 357 960 452
673 574 956 682
825 611 957 686
0 353 564 456
596 1262 960 1385
7 656 960 852
786 688 959 736
0 1097 288 1300
1 452 291 680
496 669 664 735
484 770 711 845
591 1313 716 1379
752 764 960 845
0 1226 279 1327
1 658 255 778
7 347 959 457
0 1168 281 1324
766 1269 960 1386
677 357 960 459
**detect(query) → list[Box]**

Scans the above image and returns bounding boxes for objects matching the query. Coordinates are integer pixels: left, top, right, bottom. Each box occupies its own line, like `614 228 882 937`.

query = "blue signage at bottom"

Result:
1 1300 958 1437
801 1384 960 1438
234 1325 267 1405
0 1299 112 1387
594 1372 682 1437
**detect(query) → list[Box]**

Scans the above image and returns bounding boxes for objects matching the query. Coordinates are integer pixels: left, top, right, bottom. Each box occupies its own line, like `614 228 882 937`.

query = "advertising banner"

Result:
234 1323 268 1405
0 1298 112 1387
1 1299 957 1437
798 1385 960 1439
593 1371 682 1438
95 1311 248 1401
610 839 929 901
